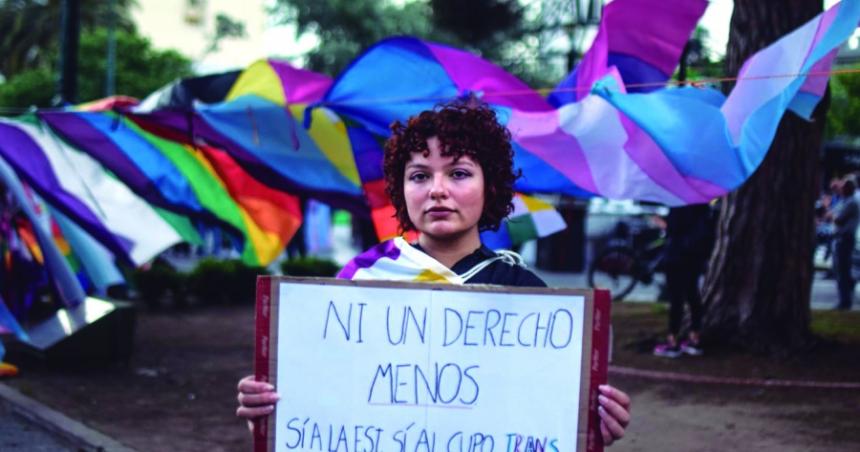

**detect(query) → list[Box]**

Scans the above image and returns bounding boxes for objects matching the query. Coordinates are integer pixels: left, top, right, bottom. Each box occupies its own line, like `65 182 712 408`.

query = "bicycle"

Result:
587 218 666 302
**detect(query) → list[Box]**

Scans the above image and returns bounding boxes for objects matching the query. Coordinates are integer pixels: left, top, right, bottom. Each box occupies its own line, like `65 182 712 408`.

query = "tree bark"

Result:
701 0 828 355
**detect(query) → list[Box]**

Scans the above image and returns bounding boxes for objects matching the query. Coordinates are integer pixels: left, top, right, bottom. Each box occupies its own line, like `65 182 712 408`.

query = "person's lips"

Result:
426 207 454 217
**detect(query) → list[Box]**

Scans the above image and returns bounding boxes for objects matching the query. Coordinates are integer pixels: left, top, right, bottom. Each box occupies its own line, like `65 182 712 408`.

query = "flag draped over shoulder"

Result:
337 237 463 284
338 237 530 284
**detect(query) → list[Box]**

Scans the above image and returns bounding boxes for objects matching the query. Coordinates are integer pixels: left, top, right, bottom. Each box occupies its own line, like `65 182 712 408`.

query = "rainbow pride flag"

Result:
0 156 84 307
133 59 366 212
0 116 183 265
130 117 304 265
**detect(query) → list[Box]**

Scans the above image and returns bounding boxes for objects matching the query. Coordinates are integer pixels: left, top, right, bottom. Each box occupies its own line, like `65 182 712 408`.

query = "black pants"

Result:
665 261 704 336
832 237 855 309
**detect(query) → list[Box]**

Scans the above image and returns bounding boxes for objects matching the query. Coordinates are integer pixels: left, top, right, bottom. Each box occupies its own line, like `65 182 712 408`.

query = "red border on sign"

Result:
253 276 272 452
586 289 611 452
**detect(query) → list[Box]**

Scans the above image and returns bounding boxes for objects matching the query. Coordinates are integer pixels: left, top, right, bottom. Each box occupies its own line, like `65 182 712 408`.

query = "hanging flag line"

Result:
0 67 858 115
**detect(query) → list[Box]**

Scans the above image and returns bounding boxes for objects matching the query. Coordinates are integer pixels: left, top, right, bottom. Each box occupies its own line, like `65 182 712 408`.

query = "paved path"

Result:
0 403 79 451
0 384 137 452
6 230 848 452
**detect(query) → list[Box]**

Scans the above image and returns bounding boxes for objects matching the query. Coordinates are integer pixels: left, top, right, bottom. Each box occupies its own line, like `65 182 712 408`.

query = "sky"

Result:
699 0 733 58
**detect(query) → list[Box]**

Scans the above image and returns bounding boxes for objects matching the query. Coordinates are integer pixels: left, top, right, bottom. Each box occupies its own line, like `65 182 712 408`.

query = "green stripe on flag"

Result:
118 115 258 264
154 207 204 246
506 215 539 246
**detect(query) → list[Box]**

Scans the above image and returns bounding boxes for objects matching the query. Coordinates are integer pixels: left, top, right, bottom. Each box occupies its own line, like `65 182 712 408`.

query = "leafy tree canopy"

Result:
270 0 565 87
0 28 192 109
827 64 860 139
0 0 137 80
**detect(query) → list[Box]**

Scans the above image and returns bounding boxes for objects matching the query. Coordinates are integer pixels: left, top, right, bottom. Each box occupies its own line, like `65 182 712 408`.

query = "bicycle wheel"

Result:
588 246 639 301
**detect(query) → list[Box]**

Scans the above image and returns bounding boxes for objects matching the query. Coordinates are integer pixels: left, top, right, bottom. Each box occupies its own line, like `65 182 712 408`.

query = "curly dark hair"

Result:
383 100 519 233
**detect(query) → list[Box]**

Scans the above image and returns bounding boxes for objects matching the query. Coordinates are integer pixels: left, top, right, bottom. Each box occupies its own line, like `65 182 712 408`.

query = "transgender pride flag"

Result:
549 0 708 105
322 0 858 207
596 0 860 202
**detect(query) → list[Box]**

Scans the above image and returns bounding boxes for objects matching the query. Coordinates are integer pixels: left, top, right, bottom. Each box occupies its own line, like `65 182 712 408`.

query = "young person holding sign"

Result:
237 101 631 446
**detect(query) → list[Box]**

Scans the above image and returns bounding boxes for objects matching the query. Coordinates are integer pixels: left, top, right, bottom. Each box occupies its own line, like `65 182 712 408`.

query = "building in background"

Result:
133 0 308 74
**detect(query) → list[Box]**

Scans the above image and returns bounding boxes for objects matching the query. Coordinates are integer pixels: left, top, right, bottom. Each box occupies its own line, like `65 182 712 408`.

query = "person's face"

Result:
403 137 485 241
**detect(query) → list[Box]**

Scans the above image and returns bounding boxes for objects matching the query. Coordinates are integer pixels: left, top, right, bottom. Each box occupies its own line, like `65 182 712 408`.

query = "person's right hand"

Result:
236 375 279 427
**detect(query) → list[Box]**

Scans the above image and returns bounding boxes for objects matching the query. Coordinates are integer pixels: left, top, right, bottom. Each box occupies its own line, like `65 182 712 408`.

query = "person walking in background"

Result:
829 176 859 310
653 203 714 358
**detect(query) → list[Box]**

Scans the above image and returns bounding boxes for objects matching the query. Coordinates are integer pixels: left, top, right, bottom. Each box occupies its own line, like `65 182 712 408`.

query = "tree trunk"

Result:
701 0 828 355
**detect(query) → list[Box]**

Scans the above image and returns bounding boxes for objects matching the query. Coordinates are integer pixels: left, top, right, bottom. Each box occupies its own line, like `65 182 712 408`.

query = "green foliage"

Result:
827 64 860 139
270 0 539 82
682 61 725 82
270 1 721 93
130 259 186 309
77 28 193 101
0 0 137 79
206 13 247 54
431 0 524 46
187 259 269 305
273 0 435 76
280 256 340 277
0 66 54 107
811 310 860 342
0 28 192 108
648 303 668 315
673 26 724 84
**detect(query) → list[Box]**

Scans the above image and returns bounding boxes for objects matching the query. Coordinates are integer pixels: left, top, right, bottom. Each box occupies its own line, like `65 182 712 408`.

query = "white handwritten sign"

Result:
254 278 610 452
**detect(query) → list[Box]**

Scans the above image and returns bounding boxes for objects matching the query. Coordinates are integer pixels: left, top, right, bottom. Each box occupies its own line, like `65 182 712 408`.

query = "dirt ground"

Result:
3 301 860 452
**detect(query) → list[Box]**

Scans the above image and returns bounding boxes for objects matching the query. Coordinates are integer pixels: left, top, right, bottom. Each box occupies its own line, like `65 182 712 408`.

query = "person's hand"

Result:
236 375 279 431
597 384 631 446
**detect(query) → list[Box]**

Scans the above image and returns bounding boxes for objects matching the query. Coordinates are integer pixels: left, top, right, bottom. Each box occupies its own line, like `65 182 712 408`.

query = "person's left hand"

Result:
597 384 631 446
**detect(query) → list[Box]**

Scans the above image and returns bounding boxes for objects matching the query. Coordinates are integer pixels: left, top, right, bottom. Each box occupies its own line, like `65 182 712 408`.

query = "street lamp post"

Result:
56 0 80 105
106 0 117 97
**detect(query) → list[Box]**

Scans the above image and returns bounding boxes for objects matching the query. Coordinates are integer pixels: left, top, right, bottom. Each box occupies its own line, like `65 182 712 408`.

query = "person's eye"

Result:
408 172 428 182
451 169 472 179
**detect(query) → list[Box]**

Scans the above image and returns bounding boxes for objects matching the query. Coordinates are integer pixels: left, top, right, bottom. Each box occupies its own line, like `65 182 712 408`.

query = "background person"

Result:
653 203 714 358
829 176 859 310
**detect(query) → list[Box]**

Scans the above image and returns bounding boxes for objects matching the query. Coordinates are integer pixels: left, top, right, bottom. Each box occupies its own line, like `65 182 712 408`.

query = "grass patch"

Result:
614 303 860 344
811 310 860 342
611 301 666 317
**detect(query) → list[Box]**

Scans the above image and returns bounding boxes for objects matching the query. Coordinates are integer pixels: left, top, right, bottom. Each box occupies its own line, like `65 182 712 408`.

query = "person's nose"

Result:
429 174 448 200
